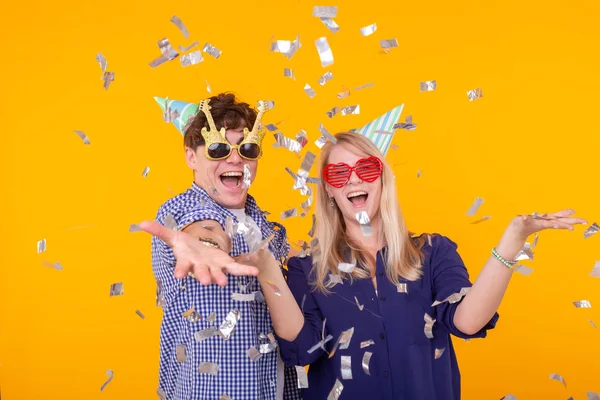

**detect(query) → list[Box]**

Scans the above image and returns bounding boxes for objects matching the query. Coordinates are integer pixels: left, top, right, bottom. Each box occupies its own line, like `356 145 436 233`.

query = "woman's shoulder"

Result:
411 233 460 262
287 255 314 272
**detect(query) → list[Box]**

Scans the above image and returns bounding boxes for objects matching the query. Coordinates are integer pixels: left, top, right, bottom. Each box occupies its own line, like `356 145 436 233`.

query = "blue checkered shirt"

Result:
152 183 302 400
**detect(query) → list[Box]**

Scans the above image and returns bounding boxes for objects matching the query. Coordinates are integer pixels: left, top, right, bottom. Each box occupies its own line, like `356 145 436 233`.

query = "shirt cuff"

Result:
275 321 319 367
446 303 500 339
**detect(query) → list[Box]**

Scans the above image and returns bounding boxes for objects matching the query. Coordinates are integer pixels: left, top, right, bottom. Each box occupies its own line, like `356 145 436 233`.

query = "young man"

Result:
143 93 301 400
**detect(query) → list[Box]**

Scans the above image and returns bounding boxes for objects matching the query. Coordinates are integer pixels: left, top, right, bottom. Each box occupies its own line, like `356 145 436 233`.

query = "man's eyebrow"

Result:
235 136 244 145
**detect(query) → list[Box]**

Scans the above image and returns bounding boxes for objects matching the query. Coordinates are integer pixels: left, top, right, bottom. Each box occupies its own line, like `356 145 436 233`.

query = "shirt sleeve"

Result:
275 257 328 367
269 221 291 262
430 235 499 339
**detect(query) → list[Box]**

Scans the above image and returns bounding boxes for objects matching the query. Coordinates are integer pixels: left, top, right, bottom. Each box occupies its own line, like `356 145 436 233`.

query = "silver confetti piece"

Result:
338 261 356 273
181 50 203 67
434 348 445 359
354 83 374 91
584 222 599 239
354 296 364 311
320 18 340 33
42 261 63 271
100 369 114 392
393 115 417 131
471 216 492 224
164 214 177 230
360 340 374 349
300 151 317 176
157 388 167 400
96 52 107 72
424 313 436 339
296 365 309 388
74 130 91 145
129 224 141 232
273 132 302 153
195 327 219 342
313 5 338 18
220 396 233 400
549 373 567 388
319 71 334 86
416 169 422 177
170 15 190 38
466 197 484 216
588 392 600 400
329 327 354 358
265 123 279 132
259 340 278 354
218 309 241 340
207 312 216 325
270 35 302 59
432 287 470 306
380 38 399 49
327 379 344 400
397 283 408 293
315 123 337 148
198 362 220 375
265 280 282 296
467 88 483 101
281 208 298 220
178 41 199 52
232 292 256 302
284 68 295 80
149 38 179 67
341 356 352 379
296 130 308 149
501 395 518 400
420 80 437 92
142 166 150 178
102 71 115 90
37 239 46 254
110 283 124 297
589 320 597 328
315 37 334 67
135 310 145 319
327 273 344 288
360 23 377 36
202 43 222 59
338 89 351 99
515 242 534 261
247 346 263 361
532 233 539 248
327 106 341 118
300 293 308 311
176 344 186 362
514 265 534 276
156 280 166 307
573 300 592 308
590 261 600 277
242 164 251 189
361 352 373 376
341 105 360 116
307 334 333 353
304 83 317 98
356 212 373 236
183 307 202 323
206 80 212 94
308 214 317 237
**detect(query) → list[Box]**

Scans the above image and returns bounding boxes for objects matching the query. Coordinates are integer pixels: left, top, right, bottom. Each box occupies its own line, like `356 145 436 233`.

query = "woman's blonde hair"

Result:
312 131 425 293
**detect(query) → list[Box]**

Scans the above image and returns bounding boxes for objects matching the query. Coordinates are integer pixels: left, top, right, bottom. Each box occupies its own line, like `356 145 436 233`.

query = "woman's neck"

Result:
345 214 384 253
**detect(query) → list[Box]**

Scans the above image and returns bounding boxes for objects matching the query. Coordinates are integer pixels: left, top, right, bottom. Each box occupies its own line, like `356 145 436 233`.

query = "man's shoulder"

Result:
156 187 221 223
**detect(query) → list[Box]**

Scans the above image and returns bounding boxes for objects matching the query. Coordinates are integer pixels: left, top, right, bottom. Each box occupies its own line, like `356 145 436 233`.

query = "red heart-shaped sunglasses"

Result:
323 156 383 188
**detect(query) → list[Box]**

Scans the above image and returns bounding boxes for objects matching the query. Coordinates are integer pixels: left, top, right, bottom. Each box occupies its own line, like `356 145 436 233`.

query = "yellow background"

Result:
1 0 599 398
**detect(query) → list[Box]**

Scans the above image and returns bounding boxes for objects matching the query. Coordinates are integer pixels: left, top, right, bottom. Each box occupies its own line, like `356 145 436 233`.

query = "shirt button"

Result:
383 371 389 378
380 333 385 340
379 296 386 301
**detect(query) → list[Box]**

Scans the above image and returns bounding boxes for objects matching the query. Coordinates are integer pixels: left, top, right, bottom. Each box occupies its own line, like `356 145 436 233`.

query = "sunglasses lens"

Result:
324 164 351 187
239 143 261 160
207 143 231 160
355 157 383 182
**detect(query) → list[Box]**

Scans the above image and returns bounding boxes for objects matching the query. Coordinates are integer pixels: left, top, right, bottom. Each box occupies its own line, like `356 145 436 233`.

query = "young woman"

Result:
143 131 585 399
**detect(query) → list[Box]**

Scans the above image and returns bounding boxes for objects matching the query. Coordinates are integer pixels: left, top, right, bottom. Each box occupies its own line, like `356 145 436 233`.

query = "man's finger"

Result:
224 262 259 276
193 264 212 285
209 266 229 287
174 259 193 279
140 220 176 245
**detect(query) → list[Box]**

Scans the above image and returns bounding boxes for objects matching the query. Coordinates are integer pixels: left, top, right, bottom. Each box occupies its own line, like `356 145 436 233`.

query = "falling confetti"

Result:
466 197 484 216
380 38 399 49
202 43 222 59
514 265 534 276
589 320 597 328
584 222 599 239
315 37 334 67
471 216 492 224
397 283 408 293
198 362 220 375
42 261 63 271
242 164 251 189
218 309 241 340
100 369 114 392
205 80 212 94
360 23 377 36
327 106 341 118
180 50 203 67
354 83 374 91
315 123 337 148
313 6 338 17
360 340 375 348
135 310 145 319
110 283 124 297
265 280 282 296
296 365 309 388
170 15 190 38
183 307 202 323
149 38 179 68
420 80 437 91
532 233 539 248
319 71 334 86
195 327 219 342
434 348 445 359
341 105 360 116
341 356 352 380
501 395 518 400
304 83 317 98
320 17 340 33
327 379 344 400
74 130 91 145
178 41 199 52
284 68 295 80
176 344 186 362
164 214 177 230
329 327 354 358
549 373 567 388
281 208 298 220
424 313 436 339
393 115 417 131
467 88 483 101
37 239 47 254
432 287 470 306
590 261 600 277
142 166 150 178
573 300 592 308
308 214 317 237
338 261 356 273
273 133 302 153
129 224 141 232
338 89 351 98
588 392 600 400
356 211 373 236
327 274 344 288
515 242 534 261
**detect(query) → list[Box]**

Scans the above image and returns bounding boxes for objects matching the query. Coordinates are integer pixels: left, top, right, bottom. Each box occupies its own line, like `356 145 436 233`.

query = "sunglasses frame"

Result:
323 156 383 188
204 139 263 161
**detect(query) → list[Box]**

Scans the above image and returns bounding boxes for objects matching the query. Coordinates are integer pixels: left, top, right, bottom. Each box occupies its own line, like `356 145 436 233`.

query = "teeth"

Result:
347 191 367 199
221 172 243 177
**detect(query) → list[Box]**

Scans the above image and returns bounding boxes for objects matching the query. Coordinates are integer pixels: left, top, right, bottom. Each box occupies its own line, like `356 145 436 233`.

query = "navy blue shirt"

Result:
277 235 499 400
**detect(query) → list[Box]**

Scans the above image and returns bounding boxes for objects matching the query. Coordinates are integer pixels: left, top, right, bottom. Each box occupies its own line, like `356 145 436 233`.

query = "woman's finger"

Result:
224 262 259 276
549 209 576 218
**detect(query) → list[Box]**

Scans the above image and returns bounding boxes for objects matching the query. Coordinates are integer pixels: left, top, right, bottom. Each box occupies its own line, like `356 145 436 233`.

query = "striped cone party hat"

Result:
354 104 404 157
154 97 199 134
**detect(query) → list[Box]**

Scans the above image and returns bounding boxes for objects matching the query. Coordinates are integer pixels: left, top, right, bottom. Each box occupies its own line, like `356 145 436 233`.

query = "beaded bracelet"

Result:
491 247 517 269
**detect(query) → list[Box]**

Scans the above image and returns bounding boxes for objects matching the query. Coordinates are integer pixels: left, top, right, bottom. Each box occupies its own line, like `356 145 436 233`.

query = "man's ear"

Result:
185 147 196 169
